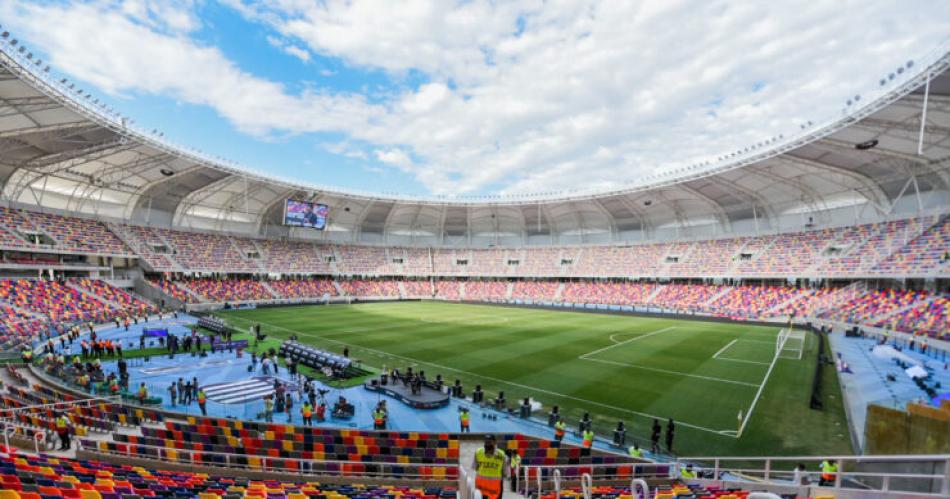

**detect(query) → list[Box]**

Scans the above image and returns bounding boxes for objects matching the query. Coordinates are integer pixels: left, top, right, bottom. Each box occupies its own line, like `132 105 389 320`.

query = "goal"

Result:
776 327 806 360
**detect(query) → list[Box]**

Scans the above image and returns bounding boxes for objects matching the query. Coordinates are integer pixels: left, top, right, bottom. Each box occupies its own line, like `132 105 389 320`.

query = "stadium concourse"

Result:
0 18 949 499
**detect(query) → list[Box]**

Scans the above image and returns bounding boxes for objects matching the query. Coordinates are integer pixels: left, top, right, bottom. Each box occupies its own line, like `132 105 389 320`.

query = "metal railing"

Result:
676 454 950 497
520 462 670 496
2 422 53 453
78 439 458 481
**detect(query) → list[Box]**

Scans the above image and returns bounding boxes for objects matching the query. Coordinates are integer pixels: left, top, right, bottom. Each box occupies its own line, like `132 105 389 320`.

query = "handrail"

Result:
630 478 649 499
676 454 950 497
2 422 51 453
553 469 561 499
580 473 592 499
79 439 458 480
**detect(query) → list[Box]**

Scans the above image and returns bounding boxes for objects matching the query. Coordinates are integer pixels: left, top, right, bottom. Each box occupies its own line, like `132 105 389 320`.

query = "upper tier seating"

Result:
874 215 950 274
26 212 131 255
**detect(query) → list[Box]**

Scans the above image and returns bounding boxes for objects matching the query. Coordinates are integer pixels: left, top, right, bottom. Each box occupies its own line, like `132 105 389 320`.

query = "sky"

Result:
1 1 949 198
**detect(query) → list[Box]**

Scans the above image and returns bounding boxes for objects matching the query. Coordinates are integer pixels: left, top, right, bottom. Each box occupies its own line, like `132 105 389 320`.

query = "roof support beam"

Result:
818 137 950 189
675 183 732 231
779 154 892 213
704 175 778 228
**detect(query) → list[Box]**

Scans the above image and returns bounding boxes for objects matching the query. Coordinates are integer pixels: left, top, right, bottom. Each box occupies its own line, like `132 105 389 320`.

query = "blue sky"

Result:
2 1 949 197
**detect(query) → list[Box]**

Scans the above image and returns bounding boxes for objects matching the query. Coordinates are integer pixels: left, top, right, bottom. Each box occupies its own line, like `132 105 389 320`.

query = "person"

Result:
168 383 177 408
665 418 675 452
554 417 566 442
197 388 207 416
137 383 148 404
680 463 696 478
581 428 594 449
301 401 313 426
285 392 294 422
792 463 807 486
473 435 507 499
508 450 521 492
459 408 471 433
819 459 838 486
373 406 386 430
628 443 643 458
21 347 32 364
316 401 326 422
54 413 71 450
650 419 661 453
263 396 274 422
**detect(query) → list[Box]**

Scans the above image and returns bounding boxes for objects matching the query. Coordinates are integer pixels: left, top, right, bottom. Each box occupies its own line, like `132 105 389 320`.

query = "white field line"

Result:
712 338 770 366
580 357 760 388
579 326 760 388
580 326 677 359
737 328 787 437
712 339 738 358
224 315 737 438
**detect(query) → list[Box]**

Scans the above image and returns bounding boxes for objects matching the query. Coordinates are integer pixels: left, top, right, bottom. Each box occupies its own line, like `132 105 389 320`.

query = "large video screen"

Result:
283 199 328 230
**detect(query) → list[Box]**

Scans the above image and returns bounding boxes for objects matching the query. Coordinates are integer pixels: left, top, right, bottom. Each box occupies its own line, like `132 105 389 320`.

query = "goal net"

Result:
776 328 806 360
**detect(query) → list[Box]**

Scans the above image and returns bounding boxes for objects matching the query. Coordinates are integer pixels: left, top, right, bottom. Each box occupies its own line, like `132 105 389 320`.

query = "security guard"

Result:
628 443 643 458
301 402 313 426
459 408 471 433
473 435 507 499
373 406 387 430
54 413 70 450
197 388 207 416
508 450 521 491
819 459 838 486
581 428 594 448
680 464 696 478
137 383 148 403
21 347 32 364
554 418 567 442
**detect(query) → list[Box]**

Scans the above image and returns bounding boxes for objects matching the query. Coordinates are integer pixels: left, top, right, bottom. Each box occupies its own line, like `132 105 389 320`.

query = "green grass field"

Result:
218 301 852 457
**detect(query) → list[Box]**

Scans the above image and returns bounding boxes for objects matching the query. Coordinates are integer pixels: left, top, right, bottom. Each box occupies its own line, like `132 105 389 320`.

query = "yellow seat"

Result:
198 494 219 499
80 490 102 499
288 494 307 499
0 490 20 499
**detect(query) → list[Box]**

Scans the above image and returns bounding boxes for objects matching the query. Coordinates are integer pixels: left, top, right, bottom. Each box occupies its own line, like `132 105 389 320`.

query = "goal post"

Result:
776 327 806 360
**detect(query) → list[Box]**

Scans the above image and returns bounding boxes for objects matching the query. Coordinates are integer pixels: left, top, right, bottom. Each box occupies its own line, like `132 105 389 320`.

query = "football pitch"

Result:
218 301 852 456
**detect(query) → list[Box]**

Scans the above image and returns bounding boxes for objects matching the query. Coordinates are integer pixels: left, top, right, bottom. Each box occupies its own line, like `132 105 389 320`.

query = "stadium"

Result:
0 5 947 499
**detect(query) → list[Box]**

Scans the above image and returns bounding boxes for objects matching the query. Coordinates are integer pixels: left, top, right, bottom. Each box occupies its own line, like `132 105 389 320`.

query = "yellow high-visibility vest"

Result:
475 447 506 479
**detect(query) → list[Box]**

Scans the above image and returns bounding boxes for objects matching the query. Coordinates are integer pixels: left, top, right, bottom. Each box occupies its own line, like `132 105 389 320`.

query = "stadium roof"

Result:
0 40 948 246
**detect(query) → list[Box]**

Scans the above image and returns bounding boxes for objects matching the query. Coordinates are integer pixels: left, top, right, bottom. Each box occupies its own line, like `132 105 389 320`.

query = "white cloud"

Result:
5 0 950 195
374 148 414 170
266 34 312 63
